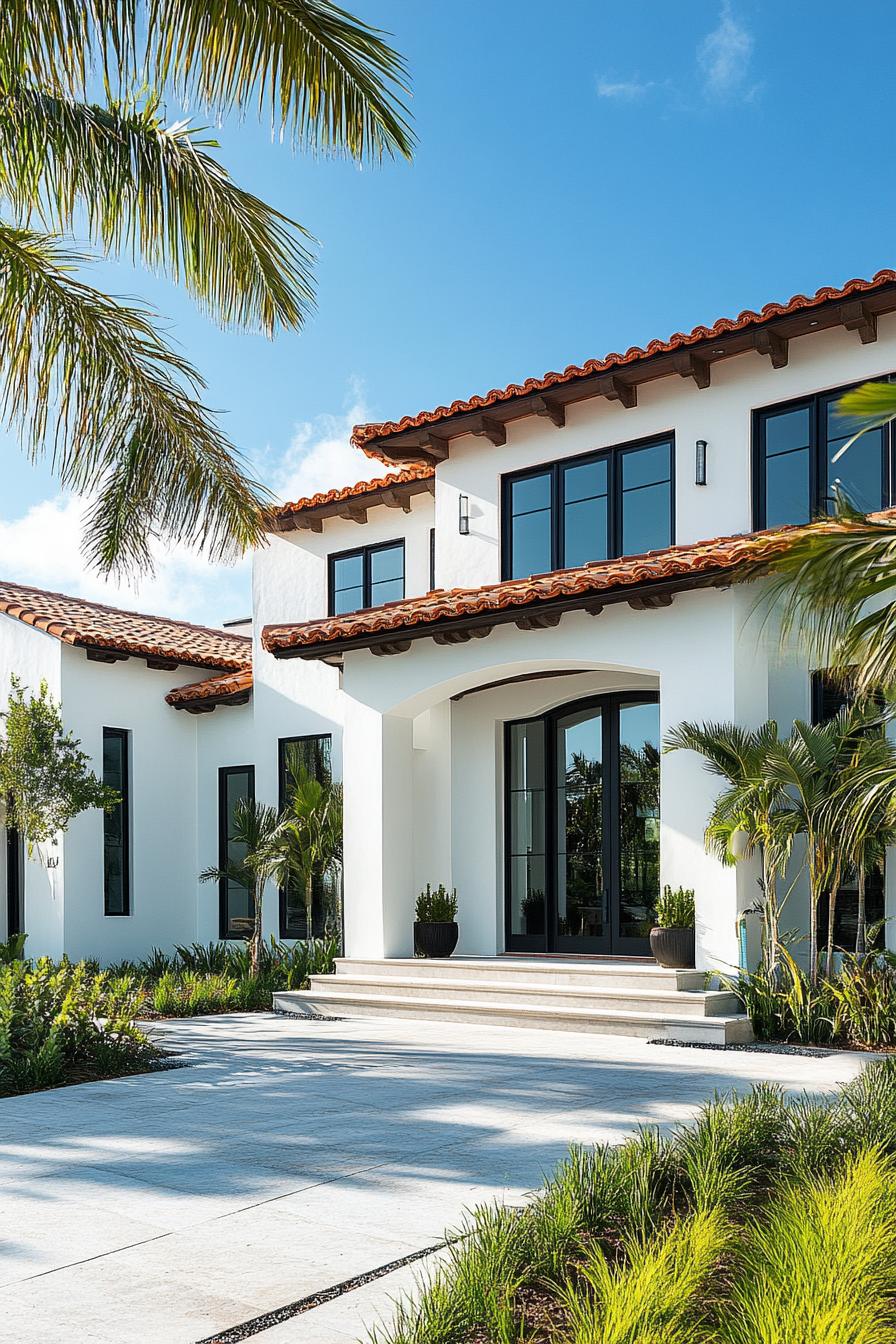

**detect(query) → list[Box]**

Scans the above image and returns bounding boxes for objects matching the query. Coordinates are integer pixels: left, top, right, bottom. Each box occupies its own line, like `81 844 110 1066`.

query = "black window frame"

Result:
6 825 23 937
429 526 436 591
278 734 333 938
500 433 676 581
102 727 130 917
218 764 256 940
328 539 405 616
753 378 896 530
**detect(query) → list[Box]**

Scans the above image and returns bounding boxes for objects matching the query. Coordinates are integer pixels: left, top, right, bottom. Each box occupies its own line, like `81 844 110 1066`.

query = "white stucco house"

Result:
2 268 896 1038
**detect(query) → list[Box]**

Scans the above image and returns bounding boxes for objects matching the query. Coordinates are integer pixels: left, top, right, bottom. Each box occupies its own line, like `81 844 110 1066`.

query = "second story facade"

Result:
260 269 896 634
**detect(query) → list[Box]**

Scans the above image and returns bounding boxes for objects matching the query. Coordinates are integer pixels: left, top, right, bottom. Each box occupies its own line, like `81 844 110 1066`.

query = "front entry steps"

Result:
273 957 754 1045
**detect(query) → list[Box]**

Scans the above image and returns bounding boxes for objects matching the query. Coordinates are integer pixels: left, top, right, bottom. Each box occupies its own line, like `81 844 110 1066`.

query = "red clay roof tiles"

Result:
262 527 798 657
165 667 253 708
270 464 435 521
0 580 251 671
352 270 896 461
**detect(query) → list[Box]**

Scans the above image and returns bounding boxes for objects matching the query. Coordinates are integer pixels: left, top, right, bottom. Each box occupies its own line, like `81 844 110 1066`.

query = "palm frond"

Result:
0 83 316 334
0 0 414 159
0 224 270 572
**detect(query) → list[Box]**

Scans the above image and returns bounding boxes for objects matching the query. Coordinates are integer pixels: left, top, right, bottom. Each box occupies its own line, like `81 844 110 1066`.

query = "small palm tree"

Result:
825 724 896 956
0 2 413 571
200 799 286 976
278 763 343 941
664 720 796 973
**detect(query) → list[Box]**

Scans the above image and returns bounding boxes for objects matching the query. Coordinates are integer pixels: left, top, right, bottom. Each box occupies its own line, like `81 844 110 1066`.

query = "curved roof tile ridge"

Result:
272 463 435 519
352 269 896 457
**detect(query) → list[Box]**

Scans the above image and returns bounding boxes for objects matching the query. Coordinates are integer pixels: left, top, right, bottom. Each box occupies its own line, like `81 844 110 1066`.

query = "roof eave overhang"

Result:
266 567 744 667
362 285 896 465
79 641 249 673
169 688 253 714
267 474 435 535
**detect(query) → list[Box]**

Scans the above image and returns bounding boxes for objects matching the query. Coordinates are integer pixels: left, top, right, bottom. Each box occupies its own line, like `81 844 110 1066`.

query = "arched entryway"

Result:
505 692 660 956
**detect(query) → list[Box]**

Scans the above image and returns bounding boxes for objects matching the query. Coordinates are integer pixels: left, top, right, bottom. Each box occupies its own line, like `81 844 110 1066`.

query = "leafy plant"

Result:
654 885 695 929
199 799 288 976
0 676 118 853
277 760 343 942
416 884 458 922
0 932 27 964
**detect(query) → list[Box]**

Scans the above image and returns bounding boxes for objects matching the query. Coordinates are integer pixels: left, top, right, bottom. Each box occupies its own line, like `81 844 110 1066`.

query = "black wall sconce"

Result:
695 439 707 486
458 493 470 535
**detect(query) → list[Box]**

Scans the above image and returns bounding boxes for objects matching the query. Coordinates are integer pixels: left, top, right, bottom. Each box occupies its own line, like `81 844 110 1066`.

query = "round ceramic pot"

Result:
414 920 459 959
649 926 695 969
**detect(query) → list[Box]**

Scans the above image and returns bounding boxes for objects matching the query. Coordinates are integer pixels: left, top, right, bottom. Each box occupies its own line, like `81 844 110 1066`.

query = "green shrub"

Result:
0 958 157 1096
416 883 458 922
654 885 695 929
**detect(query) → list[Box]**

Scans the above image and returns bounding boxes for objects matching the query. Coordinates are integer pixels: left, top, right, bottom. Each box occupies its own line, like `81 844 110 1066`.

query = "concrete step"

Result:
273 987 754 1045
333 957 708 993
310 972 741 1018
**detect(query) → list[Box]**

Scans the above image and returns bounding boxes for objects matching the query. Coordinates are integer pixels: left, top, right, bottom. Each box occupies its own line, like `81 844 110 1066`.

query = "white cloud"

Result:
596 77 655 101
698 2 755 100
0 495 251 628
0 381 385 629
269 378 395 505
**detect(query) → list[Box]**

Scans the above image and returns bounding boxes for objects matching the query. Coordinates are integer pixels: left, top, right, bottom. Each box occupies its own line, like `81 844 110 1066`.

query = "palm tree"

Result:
0 3 413 572
759 381 896 695
663 720 796 973
825 725 896 956
278 762 343 941
199 798 286 976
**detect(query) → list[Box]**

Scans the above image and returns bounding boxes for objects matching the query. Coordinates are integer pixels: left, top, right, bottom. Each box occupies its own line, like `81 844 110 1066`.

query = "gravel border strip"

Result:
272 1009 346 1022
648 1038 842 1058
195 1242 447 1343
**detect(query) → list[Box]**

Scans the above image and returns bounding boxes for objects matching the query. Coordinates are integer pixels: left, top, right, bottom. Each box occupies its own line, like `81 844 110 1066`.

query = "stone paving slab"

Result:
0 1012 868 1344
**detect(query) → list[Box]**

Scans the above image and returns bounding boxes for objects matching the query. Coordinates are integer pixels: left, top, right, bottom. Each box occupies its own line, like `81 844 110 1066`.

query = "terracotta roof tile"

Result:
262 527 799 656
271 464 435 521
0 580 251 671
166 667 253 708
352 270 896 460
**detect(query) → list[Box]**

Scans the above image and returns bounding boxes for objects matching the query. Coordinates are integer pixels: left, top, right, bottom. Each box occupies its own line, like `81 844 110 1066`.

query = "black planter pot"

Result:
414 920 459 959
649 926 695 969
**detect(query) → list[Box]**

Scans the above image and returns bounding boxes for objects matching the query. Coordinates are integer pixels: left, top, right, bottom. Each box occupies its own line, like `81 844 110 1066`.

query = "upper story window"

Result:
328 540 405 616
502 436 674 580
754 382 894 530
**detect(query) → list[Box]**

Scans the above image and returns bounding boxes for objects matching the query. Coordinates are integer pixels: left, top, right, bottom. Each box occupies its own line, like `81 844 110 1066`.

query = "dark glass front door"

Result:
505 694 659 955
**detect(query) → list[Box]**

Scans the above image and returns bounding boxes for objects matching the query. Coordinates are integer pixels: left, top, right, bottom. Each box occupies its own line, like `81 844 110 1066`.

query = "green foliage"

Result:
654 885 695 930
369 1062 896 1344
0 932 27 964
0 1 413 573
199 797 287 975
416 883 458 923
0 676 118 851
277 759 343 942
0 957 156 1095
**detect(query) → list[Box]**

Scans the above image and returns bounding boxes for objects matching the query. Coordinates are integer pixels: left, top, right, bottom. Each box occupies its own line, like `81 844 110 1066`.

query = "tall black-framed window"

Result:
103 728 130 916
278 734 335 938
429 527 436 591
6 825 23 937
754 381 895 530
328 540 405 615
218 765 255 939
501 435 674 580
811 671 885 950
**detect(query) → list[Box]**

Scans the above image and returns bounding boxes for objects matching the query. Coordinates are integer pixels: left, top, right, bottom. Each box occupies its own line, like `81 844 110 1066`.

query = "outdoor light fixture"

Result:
458 493 470 535
695 439 707 486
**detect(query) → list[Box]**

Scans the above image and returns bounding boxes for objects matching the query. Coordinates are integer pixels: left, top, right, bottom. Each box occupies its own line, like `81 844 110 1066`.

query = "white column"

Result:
342 697 415 958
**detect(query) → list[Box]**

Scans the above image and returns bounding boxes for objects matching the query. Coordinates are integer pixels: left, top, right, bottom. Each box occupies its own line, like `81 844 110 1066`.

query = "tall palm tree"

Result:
278 761 342 940
759 381 896 694
199 797 286 975
663 720 796 973
0 2 413 572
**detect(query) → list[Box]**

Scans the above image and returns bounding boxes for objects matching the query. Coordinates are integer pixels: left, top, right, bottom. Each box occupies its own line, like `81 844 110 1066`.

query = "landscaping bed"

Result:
369 1061 896 1344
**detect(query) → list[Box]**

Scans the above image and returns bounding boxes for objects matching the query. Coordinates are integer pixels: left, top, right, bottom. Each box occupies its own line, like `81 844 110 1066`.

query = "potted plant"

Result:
414 883 459 958
649 885 696 968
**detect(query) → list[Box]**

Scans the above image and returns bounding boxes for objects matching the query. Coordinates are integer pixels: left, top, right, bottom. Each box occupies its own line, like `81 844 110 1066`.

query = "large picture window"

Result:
103 728 130 916
329 541 405 616
278 735 335 938
218 765 255 939
502 437 673 580
754 382 894 529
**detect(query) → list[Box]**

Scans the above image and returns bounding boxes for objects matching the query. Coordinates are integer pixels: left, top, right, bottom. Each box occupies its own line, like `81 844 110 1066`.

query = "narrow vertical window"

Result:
103 728 130 915
218 766 255 939
508 471 552 579
278 735 334 938
429 527 436 591
620 440 673 556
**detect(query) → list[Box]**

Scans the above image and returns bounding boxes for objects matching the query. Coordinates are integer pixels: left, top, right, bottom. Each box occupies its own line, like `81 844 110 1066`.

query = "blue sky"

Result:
3 0 895 625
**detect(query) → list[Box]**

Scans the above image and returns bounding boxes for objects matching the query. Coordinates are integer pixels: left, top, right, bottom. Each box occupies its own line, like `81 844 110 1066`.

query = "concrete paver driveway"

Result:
0 1012 867 1344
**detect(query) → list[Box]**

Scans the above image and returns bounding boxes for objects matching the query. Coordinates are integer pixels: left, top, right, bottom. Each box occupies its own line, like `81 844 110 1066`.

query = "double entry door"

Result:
505 693 660 956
